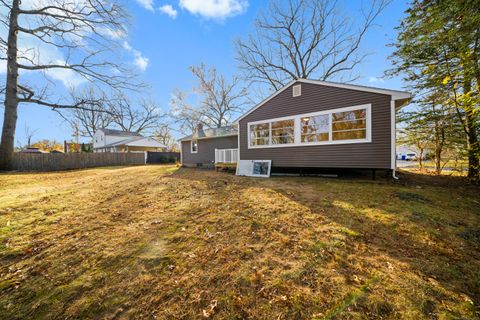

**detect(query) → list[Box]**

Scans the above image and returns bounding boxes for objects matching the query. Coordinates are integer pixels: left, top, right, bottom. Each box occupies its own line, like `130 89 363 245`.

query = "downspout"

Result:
391 99 399 180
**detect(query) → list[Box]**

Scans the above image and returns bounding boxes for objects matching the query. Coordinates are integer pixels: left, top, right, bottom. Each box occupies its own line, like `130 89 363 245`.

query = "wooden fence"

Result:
12 152 146 172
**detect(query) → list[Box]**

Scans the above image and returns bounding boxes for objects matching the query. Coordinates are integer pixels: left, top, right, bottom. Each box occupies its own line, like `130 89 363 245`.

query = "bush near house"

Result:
0 166 478 319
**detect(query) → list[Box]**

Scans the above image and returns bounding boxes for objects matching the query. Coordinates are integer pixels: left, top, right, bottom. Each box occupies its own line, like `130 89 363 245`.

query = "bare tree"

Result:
170 88 203 136
190 64 247 128
0 0 140 169
170 64 247 133
153 124 178 151
58 87 112 138
235 0 391 91
108 93 165 134
24 124 38 148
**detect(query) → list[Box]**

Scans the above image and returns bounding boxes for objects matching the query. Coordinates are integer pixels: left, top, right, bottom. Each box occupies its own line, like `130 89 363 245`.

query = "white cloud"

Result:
136 0 155 11
179 0 248 20
99 27 127 40
368 76 385 83
122 41 133 52
123 41 149 71
6 35 87 88
46 60 88 88
159 4 178 18
134 54 149 71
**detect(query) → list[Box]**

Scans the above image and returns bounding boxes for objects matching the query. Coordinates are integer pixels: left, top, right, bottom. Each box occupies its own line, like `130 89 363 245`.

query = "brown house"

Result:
179 125 238 168
179 79 411 175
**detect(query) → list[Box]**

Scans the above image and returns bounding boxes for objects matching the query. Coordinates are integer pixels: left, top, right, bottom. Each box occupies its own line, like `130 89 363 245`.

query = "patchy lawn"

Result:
0 165 479 319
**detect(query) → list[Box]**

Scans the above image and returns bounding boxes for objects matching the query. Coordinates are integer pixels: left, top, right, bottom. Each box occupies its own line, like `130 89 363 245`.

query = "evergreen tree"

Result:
389 0 480 180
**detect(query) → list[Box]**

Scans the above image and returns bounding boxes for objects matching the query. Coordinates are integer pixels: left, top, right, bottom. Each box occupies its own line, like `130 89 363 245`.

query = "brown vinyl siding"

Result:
181 136 238 167
239 82 393 169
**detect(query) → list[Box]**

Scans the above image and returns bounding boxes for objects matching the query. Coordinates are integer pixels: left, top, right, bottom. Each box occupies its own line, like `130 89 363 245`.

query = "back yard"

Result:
0 165 479 319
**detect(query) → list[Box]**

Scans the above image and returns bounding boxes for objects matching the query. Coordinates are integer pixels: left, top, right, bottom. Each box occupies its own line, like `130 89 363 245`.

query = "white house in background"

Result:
93 129 166 153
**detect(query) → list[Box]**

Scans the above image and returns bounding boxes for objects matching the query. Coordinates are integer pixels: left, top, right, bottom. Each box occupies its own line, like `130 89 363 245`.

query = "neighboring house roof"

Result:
235 79 413 123
18 147 47 153
94 136 166 149
179 125 238 142
98 128 143 137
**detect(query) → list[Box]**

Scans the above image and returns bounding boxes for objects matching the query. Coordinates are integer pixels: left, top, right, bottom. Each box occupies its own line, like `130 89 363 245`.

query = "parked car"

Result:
405 153 417 161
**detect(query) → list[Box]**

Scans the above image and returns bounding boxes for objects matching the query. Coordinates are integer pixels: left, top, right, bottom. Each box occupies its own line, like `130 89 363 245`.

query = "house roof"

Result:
98 128 143 137
94 136 166 149
18 147 47 154
179 125 238 142
235 79 413 123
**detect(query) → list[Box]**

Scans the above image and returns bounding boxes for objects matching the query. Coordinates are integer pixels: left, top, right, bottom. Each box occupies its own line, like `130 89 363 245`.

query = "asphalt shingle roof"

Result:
99 129 143 137
179 125 238 141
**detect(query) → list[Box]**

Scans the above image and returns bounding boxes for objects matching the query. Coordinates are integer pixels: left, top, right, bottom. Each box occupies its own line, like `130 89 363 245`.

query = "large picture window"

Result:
247 104 370 148
332 109 367 141
271 119 294 144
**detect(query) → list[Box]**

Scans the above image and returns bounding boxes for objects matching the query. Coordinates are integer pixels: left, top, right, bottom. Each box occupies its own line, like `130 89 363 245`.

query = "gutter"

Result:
178 133 238 142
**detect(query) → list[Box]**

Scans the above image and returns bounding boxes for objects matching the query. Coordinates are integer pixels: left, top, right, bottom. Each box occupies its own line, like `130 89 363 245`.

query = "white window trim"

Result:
247 104 372 149
191 139 198 153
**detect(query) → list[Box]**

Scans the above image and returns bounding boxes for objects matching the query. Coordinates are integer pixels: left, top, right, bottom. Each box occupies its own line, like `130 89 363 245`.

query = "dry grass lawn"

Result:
0 165 479 319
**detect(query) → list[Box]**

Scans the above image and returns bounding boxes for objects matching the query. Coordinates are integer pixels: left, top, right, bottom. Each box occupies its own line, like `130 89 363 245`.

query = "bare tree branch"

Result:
108 93 166 134
235 0 391 91
0 0 145 169
170 64 248 135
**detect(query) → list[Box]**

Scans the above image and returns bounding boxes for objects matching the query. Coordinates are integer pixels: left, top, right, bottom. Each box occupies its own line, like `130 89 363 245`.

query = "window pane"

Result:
332 109 367 141
332 109 366 122
332 119 366 131
271 119 294 144
191 140 198 151
301 132 329 142
271 119 294 129
333 129 366 140
250 122 270 146
250 123 269 138
301 114 329 142
253 138 269 145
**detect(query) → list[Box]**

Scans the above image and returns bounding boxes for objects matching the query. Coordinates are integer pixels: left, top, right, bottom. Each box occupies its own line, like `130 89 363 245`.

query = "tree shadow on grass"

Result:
268 177 480 316
168 168 480 318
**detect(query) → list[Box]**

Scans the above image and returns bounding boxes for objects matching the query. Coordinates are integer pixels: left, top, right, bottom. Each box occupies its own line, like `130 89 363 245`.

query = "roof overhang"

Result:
234 79 413 123
124 137 166 148
94 137 166 149
178 133 238 142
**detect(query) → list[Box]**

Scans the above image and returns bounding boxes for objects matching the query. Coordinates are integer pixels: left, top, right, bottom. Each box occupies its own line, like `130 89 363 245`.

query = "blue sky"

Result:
2 0 410 146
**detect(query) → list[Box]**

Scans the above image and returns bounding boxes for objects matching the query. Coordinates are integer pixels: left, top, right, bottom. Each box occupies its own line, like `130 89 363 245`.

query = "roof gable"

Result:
235 79 412 123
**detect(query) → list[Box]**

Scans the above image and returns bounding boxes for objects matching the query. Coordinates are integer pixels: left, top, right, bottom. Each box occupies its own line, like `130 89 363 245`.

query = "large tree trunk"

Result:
465 112 479 179
463 78 479 180
0 0 19 171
